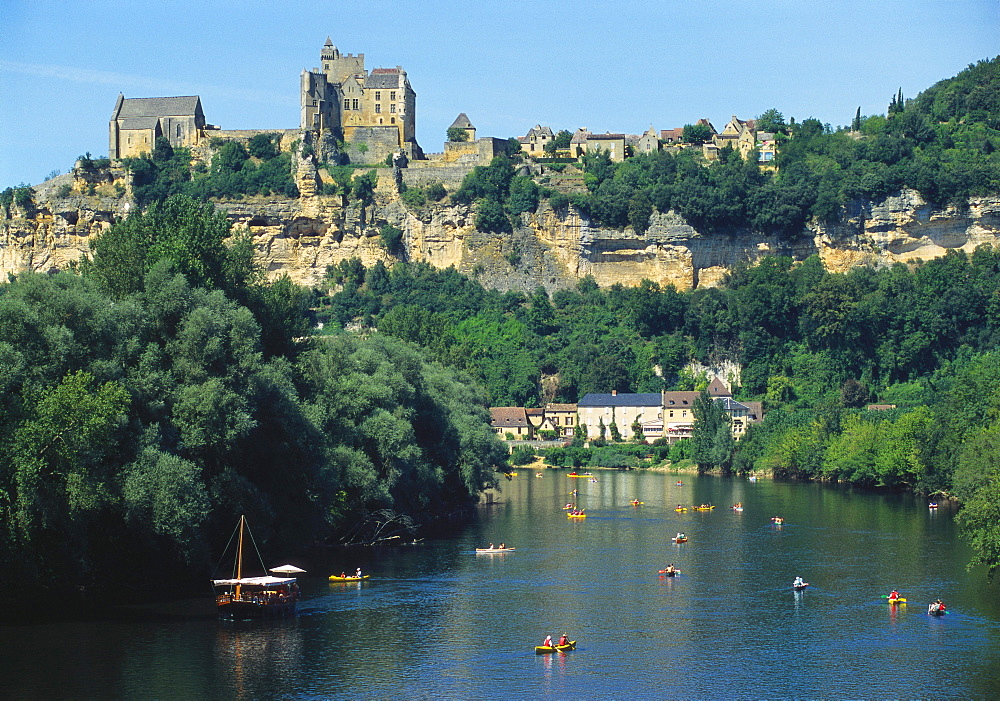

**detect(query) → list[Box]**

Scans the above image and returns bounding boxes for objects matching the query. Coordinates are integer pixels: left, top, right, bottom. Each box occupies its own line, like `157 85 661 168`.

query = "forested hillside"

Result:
0 196 505 600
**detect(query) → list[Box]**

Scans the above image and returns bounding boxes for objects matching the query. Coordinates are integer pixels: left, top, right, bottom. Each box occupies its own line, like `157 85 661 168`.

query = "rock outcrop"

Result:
4 175 1000 293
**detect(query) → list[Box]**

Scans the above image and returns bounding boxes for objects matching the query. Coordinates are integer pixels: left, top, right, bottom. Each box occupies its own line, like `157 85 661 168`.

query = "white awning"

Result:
212 576 296 587
269 564 307 574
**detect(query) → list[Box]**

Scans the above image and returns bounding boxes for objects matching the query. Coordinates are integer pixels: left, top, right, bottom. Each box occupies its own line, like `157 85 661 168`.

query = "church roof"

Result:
450 113 474 129
118 96 201 119
119 117 161 130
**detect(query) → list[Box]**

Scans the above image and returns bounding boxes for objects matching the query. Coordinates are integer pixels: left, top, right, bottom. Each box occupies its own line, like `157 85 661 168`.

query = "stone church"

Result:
109 95 206 159
300 37 422 164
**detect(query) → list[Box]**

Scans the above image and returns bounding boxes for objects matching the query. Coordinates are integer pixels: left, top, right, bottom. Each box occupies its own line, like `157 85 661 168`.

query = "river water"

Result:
4 471 1000 699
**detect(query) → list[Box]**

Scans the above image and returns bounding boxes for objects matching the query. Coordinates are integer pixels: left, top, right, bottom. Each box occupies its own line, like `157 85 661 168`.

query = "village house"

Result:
635 126 659 155
586 133 628 161
544 403 578 438
518 124 555 157
525 407 559 436
490 407 533 439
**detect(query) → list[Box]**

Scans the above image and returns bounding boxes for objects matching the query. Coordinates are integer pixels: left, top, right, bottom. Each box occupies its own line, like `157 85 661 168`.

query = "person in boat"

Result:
488 543 494 549
558 633 569 646
889 589 900 600
793 576 804 588
356 567 362 578
665 563 676 574
499 543 505 550
339 571 347 578
542 635 553 647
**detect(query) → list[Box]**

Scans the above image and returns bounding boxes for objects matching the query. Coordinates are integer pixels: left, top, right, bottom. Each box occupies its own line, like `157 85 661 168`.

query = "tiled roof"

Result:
707 377 731 397
546 403 577 412
588 133 625 140
119 96 201 118
450 113 474 129
579 393 662 407
570 129 590 144
119 116 161 130
525 408 544 417
490 407 529 427
662 391 700 407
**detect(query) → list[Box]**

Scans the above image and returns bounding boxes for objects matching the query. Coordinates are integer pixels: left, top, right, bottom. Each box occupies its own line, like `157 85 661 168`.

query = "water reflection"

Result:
6 472 1000 698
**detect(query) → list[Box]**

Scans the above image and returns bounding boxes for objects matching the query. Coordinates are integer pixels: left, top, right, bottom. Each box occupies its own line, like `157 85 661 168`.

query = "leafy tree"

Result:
447 127 470 142
682 123 713 144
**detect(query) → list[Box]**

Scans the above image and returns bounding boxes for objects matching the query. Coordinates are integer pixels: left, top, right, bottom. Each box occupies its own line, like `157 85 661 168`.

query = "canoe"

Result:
567 473 591 478
630 501 644 506
672 537 688 543
674 507 688 512
928 503 939 508
328 574 370 582
888 597 907 604
693 506 715 511
658 569 681 576
476 547 515 552
567 513 587 519
928 608 947 616
793 583 809 590
535 640 576 654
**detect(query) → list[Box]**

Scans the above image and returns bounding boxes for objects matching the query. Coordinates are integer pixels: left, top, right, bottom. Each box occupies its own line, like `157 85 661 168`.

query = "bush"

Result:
401 188 426 208
426 183 447 201
56 183 73 198
509 445 536 465
379 224 404 252
248 133 279 160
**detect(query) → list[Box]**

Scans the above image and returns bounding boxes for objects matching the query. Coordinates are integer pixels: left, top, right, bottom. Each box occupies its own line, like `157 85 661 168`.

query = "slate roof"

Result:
588 133 625 140
450 113 474 129
713 397 751 413
118 96 201 118
578 393 662 408
490 407 529 427
119 117 161 130
366 70 402 89
546 403 577 412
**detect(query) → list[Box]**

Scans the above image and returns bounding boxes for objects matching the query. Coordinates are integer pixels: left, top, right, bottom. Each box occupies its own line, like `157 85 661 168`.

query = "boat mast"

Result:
235 514 245 600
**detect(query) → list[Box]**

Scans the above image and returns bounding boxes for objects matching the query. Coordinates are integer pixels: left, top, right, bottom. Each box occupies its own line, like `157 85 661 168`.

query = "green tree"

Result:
447 127 470 142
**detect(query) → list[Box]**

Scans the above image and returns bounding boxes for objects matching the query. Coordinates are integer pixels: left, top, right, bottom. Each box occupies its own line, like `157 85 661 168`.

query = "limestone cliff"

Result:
4 174 1000 293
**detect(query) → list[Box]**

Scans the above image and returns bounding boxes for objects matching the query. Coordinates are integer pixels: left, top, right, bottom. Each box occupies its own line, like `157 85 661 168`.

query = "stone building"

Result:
518 125 554 156
300 37 422 164
109 94 206 159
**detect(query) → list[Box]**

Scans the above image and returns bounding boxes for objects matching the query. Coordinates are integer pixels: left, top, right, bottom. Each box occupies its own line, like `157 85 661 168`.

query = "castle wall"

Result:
342 126 403 165
401 162 476 191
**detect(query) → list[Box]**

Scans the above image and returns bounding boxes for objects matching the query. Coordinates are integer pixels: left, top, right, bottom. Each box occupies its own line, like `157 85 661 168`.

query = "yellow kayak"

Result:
535 640 576 654
329 574 370 582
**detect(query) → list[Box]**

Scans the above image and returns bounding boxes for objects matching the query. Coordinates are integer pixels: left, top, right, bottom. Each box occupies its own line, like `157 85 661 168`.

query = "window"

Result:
344 99 350 110
390 104 396 113
390 91 396 101
390 117 395 124
176 125 181 138
375 91 380 101
352 99 359 110
375 104 381 113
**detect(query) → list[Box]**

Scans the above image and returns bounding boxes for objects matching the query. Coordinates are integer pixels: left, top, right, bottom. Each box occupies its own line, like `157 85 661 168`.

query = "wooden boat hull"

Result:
328 575 370 582
217 598 297 619
535 641 576 654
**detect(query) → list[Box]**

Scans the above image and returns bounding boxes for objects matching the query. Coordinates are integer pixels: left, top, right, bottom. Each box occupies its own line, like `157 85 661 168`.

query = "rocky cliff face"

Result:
4 174 1000 293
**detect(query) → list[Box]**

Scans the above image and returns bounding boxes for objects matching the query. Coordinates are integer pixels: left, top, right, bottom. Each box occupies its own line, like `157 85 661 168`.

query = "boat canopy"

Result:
212 576 296 587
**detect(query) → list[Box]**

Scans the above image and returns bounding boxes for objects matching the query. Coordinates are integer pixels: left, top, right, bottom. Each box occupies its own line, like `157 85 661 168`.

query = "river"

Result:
4 470 1000 699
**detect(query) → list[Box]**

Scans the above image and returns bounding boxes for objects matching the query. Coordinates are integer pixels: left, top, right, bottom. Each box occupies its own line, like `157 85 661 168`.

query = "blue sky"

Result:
1 0 997 188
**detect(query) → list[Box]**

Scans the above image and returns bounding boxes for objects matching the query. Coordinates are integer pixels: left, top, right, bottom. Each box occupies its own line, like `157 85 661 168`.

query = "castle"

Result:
300 37 422 164
108 38 424 166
